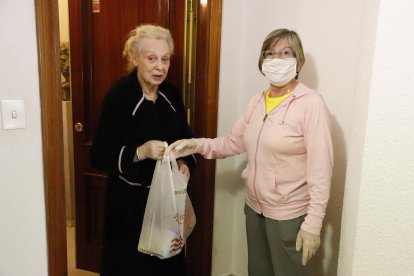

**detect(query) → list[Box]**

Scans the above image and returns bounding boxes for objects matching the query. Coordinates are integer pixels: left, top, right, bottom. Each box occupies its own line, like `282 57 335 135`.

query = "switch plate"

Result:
1 100 26 130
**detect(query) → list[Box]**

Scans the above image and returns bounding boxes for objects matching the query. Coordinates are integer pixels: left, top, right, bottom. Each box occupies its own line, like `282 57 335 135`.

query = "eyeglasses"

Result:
262 48 295 60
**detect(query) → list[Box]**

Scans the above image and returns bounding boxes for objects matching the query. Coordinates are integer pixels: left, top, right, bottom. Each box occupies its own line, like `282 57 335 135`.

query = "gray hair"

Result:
123 24 174 71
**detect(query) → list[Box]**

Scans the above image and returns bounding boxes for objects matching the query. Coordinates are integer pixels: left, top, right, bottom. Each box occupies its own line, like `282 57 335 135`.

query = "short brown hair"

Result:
258 29 305 77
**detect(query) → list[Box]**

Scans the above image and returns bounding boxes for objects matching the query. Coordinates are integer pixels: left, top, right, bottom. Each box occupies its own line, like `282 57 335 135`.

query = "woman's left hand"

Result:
295 228 321 266
177 159 190 179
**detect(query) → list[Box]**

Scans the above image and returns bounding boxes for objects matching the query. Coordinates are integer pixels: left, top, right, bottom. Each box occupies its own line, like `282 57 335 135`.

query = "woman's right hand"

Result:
138 140 167 160
168 139 197 158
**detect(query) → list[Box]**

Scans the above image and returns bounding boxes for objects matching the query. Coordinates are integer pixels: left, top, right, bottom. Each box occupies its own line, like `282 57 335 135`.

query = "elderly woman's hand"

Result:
137 140 167 160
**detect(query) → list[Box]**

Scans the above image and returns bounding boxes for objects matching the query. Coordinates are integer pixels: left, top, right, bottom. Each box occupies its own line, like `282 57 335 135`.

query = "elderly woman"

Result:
89 24 195 276
169 29 333 275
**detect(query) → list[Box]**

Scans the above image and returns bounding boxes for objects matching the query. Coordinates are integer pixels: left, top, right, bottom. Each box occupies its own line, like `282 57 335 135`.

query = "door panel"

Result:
69 0 186 272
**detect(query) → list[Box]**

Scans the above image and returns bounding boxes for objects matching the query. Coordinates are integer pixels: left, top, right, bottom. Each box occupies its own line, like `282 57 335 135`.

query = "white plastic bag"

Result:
138 151 196 259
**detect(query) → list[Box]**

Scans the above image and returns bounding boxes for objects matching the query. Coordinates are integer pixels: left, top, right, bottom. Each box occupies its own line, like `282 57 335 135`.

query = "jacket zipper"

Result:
252 94 296 214
252 113 268 214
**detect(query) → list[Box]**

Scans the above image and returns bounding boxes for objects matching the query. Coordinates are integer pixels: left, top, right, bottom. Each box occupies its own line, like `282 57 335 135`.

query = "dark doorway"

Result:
35 0 222 275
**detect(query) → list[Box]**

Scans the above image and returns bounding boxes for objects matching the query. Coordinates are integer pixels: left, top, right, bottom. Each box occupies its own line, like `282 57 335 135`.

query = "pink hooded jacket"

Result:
194 82 333 235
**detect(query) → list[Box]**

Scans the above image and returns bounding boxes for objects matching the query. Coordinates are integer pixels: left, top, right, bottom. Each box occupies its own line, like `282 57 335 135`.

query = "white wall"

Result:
214 0 371 275
0 1 48 276
212 0 414 276
211 3 247 275
339 1 414 275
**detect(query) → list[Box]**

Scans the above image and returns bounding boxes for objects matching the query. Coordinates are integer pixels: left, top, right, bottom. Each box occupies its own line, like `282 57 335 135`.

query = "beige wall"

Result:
58 0 70 43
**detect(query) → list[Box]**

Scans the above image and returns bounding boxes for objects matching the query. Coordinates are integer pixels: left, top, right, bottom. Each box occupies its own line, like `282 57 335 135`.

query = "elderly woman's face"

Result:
133 37 171 87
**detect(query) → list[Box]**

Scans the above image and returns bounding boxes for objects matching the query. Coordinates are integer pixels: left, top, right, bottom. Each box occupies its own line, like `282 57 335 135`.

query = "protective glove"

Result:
137 140 167 160
168 139 197 158
295 228 321 266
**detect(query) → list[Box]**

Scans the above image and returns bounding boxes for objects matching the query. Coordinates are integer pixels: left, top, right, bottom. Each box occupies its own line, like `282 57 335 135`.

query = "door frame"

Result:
34 0 222 275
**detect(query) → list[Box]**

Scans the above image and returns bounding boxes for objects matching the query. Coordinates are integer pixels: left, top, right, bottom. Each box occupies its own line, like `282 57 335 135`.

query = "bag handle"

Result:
161 143 178 214
169 152 179 171
162 142 179 171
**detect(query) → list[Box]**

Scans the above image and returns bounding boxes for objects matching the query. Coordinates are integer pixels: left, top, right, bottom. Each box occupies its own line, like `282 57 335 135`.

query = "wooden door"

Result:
35 0 221 275
69 0 186 272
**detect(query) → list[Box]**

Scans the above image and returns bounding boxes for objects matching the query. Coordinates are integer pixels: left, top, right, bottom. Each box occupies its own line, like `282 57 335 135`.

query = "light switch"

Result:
1 100 26 130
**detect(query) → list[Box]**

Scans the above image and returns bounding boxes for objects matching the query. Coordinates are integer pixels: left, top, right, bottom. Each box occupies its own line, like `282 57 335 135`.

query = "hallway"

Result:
67 226 99 276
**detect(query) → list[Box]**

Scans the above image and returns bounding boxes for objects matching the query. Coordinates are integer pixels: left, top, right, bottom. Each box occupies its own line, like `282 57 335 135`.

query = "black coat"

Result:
90 69 195 276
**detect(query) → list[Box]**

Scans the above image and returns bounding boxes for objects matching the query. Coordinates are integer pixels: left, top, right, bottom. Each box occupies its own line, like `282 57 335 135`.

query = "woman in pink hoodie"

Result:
169 29 333 276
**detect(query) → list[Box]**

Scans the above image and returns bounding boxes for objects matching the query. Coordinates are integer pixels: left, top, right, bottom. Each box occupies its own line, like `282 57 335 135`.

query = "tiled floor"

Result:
66 225 99 276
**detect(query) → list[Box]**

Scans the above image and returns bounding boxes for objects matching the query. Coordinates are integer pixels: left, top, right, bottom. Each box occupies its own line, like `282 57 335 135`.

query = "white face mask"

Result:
262 58 297 87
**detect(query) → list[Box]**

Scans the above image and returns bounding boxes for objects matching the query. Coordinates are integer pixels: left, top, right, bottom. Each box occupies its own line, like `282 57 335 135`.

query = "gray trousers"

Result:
244 204 308 276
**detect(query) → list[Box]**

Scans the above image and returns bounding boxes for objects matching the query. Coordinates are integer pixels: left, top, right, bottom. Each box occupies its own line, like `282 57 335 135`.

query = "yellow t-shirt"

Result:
265 91 292 114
